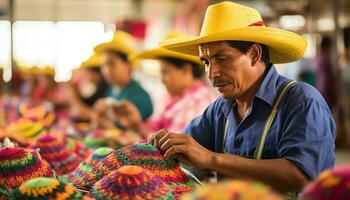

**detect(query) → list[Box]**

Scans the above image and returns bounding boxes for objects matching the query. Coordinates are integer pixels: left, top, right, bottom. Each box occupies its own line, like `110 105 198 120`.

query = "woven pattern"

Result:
182 180 282 200
18 104 56 127
86 165 174 200
0 147 52 188
30 134 82 175
6 119 47 143
83 130 109 148
68 147 114 190
89 143 192 196
66 138 92 160
11 177 81 200
300 166 350 200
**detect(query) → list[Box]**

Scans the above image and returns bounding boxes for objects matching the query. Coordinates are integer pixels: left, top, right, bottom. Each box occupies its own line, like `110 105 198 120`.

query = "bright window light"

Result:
279 15 305 31
0 21 11 81
13 21 56 68
55 21 105 82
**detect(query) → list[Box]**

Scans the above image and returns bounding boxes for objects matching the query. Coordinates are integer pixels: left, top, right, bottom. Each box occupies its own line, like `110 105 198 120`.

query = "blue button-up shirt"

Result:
183 66 336 179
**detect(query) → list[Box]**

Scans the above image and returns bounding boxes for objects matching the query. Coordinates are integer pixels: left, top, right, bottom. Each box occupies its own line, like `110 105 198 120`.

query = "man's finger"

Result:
153 129 168 147
163 145 187 159
160 137 187 154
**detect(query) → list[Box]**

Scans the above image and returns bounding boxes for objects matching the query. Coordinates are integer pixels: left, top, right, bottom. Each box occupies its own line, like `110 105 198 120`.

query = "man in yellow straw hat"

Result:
149 1 335 194
92 31 153 129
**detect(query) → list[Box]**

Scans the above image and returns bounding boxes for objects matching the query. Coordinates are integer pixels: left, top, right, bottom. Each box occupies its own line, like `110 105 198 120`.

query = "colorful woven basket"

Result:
68 147 114 190
11 177 81 200
0 147 52 188
86 165 174 200
300 166 350 200
89 143 193 196
182 180 282 200
30 134 82 175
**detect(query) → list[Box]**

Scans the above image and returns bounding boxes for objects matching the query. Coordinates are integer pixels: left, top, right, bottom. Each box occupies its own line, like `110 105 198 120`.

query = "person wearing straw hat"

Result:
92 31 153 129
67 53 109 121
110 31 216 136
149 1 336 195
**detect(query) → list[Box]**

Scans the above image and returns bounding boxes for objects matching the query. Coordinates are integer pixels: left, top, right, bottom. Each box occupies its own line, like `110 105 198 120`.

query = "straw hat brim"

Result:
130 48 204 66
94 41 136 56
160 26 307 64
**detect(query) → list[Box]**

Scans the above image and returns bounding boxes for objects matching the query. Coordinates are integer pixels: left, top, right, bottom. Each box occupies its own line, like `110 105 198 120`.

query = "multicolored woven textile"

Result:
86 165 174 200
11 177 81 200
18 104 56 127
181 180 282 200
6 118 47 143
300 166 350 200
83 130 110 148
66 138 92 160
89 143 193 196
68 147 114 190
0 147 52 188
30 134 82 175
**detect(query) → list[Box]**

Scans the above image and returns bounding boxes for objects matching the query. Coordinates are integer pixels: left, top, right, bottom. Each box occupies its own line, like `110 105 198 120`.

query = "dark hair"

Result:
321 36 332 51
228 41 270 66
159 57 204 79
87 66 101 73
106 50 129 62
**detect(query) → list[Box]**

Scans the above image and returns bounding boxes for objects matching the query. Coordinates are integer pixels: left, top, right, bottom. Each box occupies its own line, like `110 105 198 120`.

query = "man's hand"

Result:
148 129 214 169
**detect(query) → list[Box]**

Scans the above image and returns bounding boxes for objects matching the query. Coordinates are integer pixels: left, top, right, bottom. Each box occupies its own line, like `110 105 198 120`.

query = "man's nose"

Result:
208 62 220 80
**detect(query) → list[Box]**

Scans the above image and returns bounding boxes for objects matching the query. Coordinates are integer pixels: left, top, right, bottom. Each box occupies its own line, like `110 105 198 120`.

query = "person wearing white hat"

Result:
149 1 335 196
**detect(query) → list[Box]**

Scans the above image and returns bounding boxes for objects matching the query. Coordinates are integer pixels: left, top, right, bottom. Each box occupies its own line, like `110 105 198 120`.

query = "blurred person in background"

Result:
67 53 108 121
92 31 153 129
313 36 340 111
111 31 216 137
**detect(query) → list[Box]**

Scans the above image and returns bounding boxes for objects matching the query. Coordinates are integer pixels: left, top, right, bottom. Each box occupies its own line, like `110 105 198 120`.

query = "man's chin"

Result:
220 92 235 100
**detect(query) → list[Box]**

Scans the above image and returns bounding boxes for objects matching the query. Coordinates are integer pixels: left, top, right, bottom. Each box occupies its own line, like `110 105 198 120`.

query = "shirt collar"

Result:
221 65 280 115
254 65 279 107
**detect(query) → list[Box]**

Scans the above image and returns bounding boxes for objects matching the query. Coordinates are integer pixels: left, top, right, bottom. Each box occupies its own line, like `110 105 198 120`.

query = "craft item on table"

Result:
85 165 174 200
11 177 82 200
89 143 193 197
0 147 52 188
68 147 114 190
6 118 47 144
18 103 56 128
83 129 121 148
300 166 350 200
66 138 92 160
182 180 282 200
30 134 82 175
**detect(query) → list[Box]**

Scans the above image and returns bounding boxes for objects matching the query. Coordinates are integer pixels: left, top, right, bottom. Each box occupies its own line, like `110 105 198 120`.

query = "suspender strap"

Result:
253 80 297 159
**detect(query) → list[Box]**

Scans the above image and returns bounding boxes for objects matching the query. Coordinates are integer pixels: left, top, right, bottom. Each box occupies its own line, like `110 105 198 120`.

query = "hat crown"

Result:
112 31 136 50
200 1 264 36
163 31 191 41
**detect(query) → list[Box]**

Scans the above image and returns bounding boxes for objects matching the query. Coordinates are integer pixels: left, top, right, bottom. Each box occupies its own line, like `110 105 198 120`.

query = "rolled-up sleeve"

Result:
279 99 336 179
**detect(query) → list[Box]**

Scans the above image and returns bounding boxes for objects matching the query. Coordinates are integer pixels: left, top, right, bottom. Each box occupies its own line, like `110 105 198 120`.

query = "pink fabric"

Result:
145 81 215 133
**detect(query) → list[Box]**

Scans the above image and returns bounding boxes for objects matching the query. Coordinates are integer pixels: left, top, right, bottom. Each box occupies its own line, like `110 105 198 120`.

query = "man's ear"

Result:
248 43 262 66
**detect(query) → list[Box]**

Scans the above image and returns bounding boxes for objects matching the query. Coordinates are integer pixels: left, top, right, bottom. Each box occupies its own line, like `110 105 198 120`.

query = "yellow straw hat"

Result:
19 66 55 76
130 31 203 66
160 1 307 64
94 31 136 57
81 53 101 68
